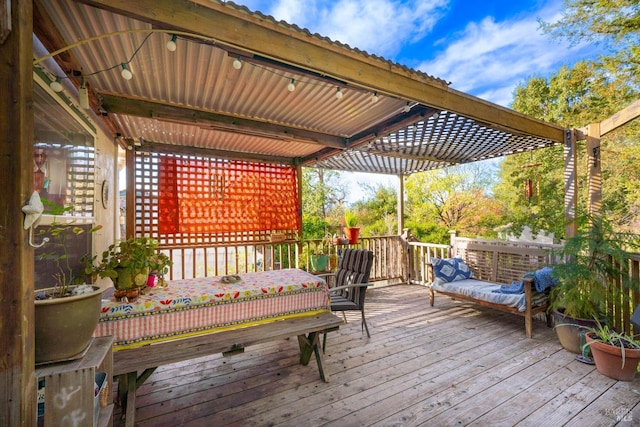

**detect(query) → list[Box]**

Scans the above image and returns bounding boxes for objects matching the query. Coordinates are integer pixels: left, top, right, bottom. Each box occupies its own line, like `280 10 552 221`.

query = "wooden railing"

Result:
161 235 406 284
157 232 640 335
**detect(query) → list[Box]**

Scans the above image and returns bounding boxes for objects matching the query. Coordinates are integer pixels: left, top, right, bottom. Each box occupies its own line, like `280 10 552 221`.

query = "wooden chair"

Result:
322 248 374 350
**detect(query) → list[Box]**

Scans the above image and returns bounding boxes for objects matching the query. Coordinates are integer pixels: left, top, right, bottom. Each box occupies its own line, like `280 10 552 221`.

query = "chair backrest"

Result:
335 248 374 288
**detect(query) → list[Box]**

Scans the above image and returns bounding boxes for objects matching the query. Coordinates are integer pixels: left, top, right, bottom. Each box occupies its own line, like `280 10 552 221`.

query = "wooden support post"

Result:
564 129 578 238
586 123 602 216
0 1 36 425
397 173 404 235
125 146 135 238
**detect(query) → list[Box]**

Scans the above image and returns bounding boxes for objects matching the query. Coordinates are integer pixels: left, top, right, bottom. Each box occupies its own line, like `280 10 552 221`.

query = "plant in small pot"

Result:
310 235 331 273
549 215 640 354
88 236 159 301
147 251 172 288
32 200 106 364
583 320 640 381
343 210 360 244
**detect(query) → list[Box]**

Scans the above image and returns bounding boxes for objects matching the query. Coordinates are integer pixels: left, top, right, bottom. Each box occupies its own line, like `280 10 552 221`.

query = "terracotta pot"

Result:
344 227 360 244
586 332 640 381
552 309 600 354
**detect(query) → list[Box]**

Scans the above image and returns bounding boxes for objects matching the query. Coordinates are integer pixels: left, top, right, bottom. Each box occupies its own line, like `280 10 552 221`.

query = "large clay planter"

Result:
35 284 105 364
586 332 640 381
552 309 600 354
344 227 360 244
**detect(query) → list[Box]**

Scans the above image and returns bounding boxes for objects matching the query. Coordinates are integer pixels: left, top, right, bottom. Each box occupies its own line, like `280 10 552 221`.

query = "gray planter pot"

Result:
552 309 600 354
35 285 105 364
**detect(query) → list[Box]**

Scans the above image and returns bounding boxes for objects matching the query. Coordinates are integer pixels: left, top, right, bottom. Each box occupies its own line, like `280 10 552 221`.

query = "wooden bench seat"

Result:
114 312 343 426
427 236 561 338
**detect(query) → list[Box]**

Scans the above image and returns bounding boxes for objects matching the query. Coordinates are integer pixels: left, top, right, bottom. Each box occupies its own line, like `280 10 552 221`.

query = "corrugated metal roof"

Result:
33 0 565 175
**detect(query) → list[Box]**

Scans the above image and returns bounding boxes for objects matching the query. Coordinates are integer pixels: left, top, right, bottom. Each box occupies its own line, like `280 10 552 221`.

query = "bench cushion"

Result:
431 278 527 311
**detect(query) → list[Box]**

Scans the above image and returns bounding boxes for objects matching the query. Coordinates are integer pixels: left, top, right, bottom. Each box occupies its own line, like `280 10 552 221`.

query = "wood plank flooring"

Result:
112 284 640 426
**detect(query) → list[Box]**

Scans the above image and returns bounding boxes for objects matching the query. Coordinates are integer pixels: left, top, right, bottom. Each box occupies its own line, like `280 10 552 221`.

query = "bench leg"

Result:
429 287 435 307
118 368 156 427
298 332 330 382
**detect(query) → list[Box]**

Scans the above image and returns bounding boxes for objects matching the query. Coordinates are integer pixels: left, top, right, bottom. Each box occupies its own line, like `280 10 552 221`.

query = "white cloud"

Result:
264 0 449 58
417 5 595 107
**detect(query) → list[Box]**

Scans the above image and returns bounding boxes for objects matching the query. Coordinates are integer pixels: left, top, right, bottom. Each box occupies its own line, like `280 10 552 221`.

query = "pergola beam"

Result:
100 93 347 149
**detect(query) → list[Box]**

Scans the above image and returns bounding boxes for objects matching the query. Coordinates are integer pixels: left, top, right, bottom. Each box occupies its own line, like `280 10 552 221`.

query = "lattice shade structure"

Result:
314 111 559 174
135 152 300 245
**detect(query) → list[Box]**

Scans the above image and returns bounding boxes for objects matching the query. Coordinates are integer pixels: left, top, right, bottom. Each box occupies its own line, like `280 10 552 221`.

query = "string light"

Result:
50 76 63 92
166 34 178 52
79 77 89 109
121 63 133 80
41 31 418 114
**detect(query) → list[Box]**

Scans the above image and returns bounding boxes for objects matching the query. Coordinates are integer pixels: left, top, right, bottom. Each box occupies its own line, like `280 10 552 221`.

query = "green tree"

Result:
507 57 640 238
405 163 503 242
353 182 398 236
540 0 640 47
301 167 348 239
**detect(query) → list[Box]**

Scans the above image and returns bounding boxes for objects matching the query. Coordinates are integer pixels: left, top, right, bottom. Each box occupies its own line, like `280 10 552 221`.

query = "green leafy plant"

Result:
583 319 640 368
87 237 161 290
344 210 358 228
148 252 172 276
36 199 102 298
311 234 332 255
550 215 640 320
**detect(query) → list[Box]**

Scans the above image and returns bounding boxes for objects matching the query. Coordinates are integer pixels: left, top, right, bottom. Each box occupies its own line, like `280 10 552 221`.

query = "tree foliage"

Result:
300 168 348 239
405 164 504 242
508 56 640 238
540 0 640 46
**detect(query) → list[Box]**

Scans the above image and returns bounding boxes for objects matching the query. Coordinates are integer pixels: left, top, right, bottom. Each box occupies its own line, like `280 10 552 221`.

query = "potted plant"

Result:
33 201 106 364
343 210 360 244
147 251 172 288
88 236 160 300
310 234 331 273
583 320 640 381
550 215 640 354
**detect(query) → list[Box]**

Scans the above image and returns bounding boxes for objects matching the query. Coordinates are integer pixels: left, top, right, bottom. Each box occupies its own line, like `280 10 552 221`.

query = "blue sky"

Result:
232 0 600 201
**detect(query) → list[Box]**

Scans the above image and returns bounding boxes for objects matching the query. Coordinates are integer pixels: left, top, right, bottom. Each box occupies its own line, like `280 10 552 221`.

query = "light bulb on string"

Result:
287 79 296 92
50 76 63 93
370 92 379 103
233 58 242 70
79 77 89 109
121 63 133 80
403 102 411 113
335 87 343 99
166 34 178 52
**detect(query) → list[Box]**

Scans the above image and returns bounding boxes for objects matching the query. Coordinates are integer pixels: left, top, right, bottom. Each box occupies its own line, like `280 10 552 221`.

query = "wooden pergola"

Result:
3 0 635 424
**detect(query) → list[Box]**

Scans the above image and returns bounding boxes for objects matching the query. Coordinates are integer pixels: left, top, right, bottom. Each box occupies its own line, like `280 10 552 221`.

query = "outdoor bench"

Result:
427 237 561 338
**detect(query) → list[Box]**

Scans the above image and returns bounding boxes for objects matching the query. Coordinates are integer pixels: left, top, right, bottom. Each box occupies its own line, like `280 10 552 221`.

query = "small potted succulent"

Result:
343 210 360 244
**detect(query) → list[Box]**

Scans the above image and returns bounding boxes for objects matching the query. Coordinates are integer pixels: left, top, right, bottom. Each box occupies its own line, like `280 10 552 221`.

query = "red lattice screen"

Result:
157 155 300 235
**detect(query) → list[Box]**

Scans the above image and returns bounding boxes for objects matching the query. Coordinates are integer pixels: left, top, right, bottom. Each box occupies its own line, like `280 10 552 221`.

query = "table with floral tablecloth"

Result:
94 268 330 350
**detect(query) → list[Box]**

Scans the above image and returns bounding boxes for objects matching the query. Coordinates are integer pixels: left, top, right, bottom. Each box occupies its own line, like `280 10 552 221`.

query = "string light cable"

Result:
34 28 388 103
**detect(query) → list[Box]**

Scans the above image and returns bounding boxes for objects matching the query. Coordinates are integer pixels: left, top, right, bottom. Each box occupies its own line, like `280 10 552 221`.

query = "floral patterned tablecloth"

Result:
94 268 330 350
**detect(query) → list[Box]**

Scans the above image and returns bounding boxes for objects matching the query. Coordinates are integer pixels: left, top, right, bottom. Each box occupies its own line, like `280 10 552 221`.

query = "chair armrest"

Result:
329 283 372 293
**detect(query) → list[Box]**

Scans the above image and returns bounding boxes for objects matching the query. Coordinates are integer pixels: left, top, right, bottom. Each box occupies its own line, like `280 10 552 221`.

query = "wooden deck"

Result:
112 284 640 426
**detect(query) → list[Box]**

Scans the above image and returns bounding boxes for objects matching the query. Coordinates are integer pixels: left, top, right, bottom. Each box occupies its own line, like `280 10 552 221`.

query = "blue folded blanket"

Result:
493 267 557 294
